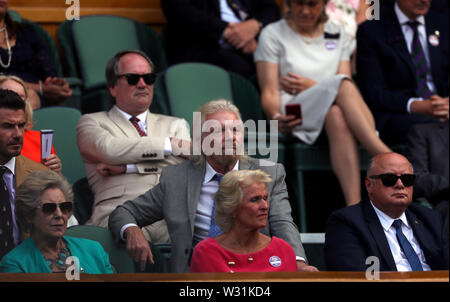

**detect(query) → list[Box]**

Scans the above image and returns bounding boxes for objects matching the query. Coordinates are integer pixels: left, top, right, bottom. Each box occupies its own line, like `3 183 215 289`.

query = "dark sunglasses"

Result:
368 173 415 187
38 202 73 215
117 73 156 86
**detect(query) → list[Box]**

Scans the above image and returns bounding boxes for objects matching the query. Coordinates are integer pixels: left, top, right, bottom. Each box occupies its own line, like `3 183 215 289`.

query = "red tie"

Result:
130 117 147 137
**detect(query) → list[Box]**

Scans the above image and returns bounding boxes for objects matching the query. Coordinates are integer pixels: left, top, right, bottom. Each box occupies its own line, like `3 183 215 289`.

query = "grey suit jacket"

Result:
406 121 449 204
77 106 190 227
109 157 306 272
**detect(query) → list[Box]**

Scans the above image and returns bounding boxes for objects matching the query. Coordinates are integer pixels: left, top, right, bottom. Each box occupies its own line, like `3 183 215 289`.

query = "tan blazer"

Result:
15 155 48 188
76 107 191 228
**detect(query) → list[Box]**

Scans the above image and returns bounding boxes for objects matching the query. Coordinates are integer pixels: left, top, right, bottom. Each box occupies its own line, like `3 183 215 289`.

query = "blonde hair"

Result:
15 170 73 233
0 75 33 130
214 169 272 233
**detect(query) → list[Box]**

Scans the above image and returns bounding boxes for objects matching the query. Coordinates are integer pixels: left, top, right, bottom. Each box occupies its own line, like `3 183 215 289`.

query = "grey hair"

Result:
214 169 272 233
191 99 248 166
15 170 73 233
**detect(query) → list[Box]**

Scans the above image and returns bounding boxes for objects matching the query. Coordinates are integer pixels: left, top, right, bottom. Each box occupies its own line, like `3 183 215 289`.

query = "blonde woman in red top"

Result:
0 75 61 173
190 170 298 273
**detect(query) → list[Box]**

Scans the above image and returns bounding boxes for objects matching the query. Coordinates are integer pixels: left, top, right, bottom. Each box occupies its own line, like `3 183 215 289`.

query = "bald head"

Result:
365 152 414 219
367 152 413 176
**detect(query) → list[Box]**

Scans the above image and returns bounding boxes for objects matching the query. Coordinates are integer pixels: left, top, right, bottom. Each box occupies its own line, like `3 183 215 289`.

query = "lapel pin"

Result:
434 30 440 37
428 34 439 47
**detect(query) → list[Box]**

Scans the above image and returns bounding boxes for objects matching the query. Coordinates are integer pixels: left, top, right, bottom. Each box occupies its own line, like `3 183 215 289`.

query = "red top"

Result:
21 130 56 163
190 236 297 273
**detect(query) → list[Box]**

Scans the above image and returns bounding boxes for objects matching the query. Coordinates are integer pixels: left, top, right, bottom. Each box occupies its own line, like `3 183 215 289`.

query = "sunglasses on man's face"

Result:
38 202 73 215
368 173 415 187
117 73 156 86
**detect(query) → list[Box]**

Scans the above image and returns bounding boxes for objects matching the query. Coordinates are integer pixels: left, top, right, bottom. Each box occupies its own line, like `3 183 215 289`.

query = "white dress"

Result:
254 19 353 144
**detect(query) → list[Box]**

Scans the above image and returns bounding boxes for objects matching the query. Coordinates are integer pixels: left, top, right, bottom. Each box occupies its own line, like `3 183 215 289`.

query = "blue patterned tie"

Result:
392 219 423 271
208 173 224 237
406 21 432 99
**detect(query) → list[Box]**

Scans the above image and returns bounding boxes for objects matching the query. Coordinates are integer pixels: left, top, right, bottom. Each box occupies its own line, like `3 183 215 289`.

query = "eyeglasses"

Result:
116 73 156 86
368 173 415 187
38 202 73 215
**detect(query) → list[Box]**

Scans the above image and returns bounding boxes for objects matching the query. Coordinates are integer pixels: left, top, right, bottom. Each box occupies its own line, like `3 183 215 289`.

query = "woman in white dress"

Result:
254 0 391 206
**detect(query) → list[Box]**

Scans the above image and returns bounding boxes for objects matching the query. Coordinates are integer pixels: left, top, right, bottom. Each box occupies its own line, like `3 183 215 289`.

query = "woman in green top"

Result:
0 170 113 274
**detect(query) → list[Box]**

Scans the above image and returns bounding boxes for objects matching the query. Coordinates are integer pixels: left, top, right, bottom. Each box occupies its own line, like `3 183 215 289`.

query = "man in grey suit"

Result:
77 50 191 242
109 99 317 272
406 121 449 240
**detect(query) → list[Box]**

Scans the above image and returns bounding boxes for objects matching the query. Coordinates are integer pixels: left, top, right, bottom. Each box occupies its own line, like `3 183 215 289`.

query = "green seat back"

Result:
32 107 85 184
164 63 233 127
71 16 140 90
57 15 167 113
65 225 135 273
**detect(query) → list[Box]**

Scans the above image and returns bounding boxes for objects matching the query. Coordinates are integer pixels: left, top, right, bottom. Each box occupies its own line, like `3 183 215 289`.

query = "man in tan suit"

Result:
77 50 191 242
0 89 47 259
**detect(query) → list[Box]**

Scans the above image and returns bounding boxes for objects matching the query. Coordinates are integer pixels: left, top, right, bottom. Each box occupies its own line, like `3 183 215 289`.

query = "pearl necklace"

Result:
0 26 12 69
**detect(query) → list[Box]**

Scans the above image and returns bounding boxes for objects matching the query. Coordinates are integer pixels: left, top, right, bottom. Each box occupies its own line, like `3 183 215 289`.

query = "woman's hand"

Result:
281 72 316 95
41 77 72 105
42 154 62 174
272 113 302 135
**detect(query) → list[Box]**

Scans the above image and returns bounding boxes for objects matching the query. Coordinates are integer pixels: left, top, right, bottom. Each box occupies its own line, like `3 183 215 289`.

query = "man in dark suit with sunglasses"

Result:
76 50 191 243
324 152 449 271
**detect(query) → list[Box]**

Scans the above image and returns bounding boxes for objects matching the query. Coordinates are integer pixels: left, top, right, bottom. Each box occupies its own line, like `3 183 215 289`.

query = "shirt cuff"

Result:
164 137 172 156
120 223 138 241
126 164 138 174
296 256 306 263
407 97 423 113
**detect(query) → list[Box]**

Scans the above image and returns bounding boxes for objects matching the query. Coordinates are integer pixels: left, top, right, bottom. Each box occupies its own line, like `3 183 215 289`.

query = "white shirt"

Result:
370 201 431 271
394 2 436 112
1 157 20 246
114 106 172 173
220 0 242 23
192 161 239 244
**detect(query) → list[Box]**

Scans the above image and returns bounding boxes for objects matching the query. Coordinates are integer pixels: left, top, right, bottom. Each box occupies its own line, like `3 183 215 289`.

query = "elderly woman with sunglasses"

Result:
0 170 113 273
190 170 299 273
254 0 392 207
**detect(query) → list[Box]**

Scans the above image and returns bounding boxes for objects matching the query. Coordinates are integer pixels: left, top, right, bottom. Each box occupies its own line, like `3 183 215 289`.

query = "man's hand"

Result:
297 260 319 272
124 226 154 271
42 154 62 174
241 39 258 54
224 19 260 49
170 138 191 159
411 95 449 121
96 163 126 176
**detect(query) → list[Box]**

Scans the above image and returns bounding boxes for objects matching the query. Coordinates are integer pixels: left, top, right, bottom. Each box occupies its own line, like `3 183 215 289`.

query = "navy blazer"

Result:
356 3 449 133
324 199 449 271
161 0 280 64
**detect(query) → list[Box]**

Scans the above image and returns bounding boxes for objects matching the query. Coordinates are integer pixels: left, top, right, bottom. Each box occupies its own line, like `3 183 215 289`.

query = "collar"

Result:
203 160 239 184
114 105 148 123
370 200 409 232
395 2 426 26
2 156 16 176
